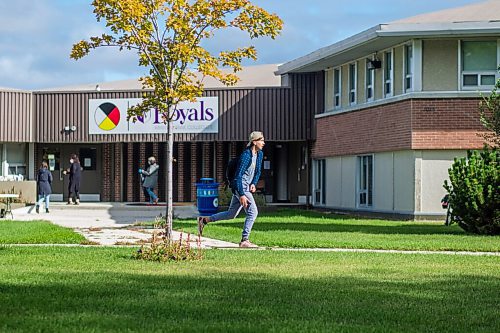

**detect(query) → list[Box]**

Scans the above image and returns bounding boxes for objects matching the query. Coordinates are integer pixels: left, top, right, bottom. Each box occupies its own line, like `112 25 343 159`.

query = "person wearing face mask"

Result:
63 154 82 205
139 156 159 205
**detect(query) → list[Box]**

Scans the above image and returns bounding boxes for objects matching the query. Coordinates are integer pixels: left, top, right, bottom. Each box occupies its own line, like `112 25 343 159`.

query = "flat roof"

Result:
34 64 281 93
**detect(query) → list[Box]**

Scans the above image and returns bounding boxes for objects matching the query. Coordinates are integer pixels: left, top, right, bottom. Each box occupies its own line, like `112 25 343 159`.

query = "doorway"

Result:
39 145 101 201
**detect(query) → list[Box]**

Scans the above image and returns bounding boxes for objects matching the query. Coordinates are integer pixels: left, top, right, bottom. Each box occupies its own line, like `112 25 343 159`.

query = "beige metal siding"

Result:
422 40 458 91
34 74 317 143
394 45 404 96
0 90 33 142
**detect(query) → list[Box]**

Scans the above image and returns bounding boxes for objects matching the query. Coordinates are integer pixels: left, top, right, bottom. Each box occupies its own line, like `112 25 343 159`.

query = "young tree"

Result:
71 0 282 240
479 66 500 147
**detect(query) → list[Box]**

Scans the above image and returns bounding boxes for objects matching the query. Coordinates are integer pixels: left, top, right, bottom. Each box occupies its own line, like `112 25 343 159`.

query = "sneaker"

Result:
75 199 80 205
239 240 258 248
197 216 208 236
35 206 39 214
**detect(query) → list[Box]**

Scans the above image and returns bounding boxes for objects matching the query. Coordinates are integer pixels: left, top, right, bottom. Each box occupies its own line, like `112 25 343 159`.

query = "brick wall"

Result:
101 144 112 201
313 100 413 158
313 98 488 158
411 99 486 149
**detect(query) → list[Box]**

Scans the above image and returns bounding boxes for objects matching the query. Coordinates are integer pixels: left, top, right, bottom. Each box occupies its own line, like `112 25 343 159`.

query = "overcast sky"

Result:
0 0 487 90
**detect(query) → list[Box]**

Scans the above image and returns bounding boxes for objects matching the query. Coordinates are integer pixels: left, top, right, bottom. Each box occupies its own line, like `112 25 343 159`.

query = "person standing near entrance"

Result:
63 154 82 205
198 131 265 248
36 161 52 213
139 156 159 205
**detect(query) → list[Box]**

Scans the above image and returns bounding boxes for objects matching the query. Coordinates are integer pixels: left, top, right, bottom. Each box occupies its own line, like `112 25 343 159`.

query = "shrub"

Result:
133 218 203 262
444 148 500 235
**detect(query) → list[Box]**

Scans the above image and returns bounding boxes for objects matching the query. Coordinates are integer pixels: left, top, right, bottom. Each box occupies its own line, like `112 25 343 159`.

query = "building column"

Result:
101 144 112 202
190 142 198 202
202 142 211 179
126 143 134 202
139 143 146 202
152 142 160 201
113 143 122 202
177 142 185 202
216 142 224 184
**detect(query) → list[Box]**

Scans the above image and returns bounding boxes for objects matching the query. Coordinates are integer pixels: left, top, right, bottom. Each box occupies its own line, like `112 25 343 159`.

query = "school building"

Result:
1 1 498 218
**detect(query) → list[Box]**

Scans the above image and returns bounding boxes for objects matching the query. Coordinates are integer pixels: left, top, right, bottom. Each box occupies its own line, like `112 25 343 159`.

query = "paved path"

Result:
11 203 239 248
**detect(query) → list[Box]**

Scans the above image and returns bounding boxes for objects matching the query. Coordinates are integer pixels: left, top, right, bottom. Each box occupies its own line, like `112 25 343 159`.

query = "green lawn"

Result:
0 246 499 332
173 209 500 252
0 220 85 244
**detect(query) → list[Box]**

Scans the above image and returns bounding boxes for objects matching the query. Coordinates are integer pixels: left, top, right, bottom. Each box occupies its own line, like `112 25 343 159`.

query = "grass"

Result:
172 209 500 252
0 246 499 332
0 220 85 244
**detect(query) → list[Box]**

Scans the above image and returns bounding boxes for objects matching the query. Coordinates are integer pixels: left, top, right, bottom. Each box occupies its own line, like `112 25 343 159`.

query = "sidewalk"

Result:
11 203 239 248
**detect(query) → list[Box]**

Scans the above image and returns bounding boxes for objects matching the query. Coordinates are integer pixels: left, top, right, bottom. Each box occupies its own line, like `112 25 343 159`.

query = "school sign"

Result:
88 97 218 134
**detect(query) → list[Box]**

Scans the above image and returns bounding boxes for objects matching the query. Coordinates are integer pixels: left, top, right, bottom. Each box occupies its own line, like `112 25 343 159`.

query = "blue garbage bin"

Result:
195 178 220 216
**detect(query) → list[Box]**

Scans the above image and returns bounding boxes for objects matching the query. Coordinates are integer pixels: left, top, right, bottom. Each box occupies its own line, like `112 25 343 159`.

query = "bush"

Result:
444 148 500 235
133 217 203 262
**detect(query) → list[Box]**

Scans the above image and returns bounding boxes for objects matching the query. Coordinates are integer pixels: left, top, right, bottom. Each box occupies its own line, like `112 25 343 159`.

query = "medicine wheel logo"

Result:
94 102 121 131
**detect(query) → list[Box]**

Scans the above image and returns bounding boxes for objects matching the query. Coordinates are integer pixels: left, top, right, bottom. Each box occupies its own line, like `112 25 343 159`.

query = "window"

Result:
404 44 413 92
349 63 356 105
461 41 498 89
358 155 373 207
314 159 326 205
79 148 97 171
365 58 374 101
384 50 393 97
6 143 27 177
333 68 341 109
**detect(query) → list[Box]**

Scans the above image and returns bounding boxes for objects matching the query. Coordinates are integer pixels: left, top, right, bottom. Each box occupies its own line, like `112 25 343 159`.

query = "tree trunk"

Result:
165 114 174 240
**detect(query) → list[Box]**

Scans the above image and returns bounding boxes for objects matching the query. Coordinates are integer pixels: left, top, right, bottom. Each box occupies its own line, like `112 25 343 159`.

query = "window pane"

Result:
463 74 478 86
385 52 392 77
366 60 372 85
462 41 497 71
367 88 372 99
334 69 340 94
349 64 355 90
481 75 496 86
405 77 411 90
405 45 413 75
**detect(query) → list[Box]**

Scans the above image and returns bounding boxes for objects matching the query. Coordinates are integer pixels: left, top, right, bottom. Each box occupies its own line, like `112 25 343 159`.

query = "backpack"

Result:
225 157 239 189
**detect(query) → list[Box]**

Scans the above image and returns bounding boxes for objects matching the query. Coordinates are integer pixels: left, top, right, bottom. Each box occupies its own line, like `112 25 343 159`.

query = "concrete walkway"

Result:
11 203 239 248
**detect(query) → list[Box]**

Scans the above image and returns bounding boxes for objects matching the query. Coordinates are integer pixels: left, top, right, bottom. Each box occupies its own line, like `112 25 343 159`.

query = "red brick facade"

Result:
313 98 488 158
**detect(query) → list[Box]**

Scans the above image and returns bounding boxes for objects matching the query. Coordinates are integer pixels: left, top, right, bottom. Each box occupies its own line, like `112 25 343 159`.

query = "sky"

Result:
0 0 488 90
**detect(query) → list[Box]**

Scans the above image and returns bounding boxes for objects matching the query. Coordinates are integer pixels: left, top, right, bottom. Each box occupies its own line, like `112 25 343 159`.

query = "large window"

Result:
461 41 498 89
384 50 393 97
404 44 413 92
348 63 357 105
358 155 373 207
333 68 341 109
365 58 374 102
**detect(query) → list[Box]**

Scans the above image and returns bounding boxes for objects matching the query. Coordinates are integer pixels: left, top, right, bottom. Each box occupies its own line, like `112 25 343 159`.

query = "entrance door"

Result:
40 145 101 201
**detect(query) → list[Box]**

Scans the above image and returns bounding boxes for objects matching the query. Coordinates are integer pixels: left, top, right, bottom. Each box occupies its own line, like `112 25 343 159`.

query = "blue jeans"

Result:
143 187 158 203
209 191 258 241
37 194 50 209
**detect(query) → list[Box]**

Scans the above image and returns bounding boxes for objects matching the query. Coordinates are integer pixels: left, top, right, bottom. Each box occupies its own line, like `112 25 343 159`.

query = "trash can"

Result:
195 178 220 216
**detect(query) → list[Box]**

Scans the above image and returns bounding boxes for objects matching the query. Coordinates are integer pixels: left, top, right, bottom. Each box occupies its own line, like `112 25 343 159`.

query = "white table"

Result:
0 194 19 219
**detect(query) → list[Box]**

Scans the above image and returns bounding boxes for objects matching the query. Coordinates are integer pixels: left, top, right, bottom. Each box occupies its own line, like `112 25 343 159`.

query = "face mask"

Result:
70 159 74 163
